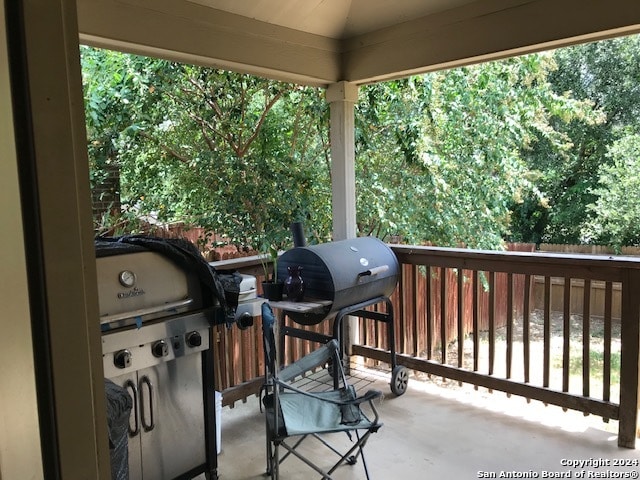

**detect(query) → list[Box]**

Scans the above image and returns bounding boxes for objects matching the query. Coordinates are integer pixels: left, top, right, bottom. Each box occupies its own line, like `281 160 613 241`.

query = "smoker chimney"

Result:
291 222 306 247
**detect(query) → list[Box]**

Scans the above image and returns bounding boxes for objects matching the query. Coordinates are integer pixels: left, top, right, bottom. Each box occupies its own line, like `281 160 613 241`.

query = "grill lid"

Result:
277 237 399 324
96 250 201 327
96 236 239 328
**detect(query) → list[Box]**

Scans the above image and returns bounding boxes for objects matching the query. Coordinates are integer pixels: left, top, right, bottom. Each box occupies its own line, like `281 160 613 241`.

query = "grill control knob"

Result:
114 349 132 369
186 331 202 348
152 340 168 358
236 312 254 330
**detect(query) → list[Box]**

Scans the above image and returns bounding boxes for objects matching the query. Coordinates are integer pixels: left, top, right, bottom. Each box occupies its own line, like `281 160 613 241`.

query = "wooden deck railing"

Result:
212 246 640 448
355 245 640 448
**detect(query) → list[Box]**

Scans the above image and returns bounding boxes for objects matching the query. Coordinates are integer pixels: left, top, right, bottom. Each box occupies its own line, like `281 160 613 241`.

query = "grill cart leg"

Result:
336 296 409 396
382 298 409 396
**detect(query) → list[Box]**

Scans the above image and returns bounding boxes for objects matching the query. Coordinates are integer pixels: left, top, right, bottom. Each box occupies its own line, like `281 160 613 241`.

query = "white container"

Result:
238 274 258 301
215 391 222 454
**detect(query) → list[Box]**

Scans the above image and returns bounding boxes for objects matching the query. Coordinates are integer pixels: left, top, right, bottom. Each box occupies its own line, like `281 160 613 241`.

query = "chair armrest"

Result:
351 389 383 405
275 380 382 407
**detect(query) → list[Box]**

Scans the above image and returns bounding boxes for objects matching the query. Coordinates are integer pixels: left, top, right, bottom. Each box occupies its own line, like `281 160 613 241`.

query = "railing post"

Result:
618 268 640 448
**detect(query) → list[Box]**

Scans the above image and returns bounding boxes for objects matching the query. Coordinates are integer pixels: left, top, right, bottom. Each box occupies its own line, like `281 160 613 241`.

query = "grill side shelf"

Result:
267 298 332 313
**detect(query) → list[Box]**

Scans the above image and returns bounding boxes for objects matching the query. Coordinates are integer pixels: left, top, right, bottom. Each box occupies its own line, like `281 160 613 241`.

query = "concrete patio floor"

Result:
212 364 640 480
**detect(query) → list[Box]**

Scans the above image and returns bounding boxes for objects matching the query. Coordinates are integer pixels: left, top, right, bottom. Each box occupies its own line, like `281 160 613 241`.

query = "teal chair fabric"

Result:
261 302 383 479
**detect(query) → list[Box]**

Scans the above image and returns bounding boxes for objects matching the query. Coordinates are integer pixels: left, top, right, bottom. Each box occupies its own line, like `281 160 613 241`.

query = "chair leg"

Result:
355 431 373 480
326 430 374 479
279 441 335 479
265 439 272 478
273 443 279 479
265 440 279 479
265 421 272 478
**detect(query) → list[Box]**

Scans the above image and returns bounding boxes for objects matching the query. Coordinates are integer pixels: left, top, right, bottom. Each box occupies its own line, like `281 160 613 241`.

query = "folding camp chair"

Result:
261 302 383 479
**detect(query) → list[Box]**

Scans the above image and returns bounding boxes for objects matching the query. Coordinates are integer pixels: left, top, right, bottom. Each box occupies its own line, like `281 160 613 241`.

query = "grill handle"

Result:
124 379 139 437
358 265 390 278
100 298 194 324
140 375 155 432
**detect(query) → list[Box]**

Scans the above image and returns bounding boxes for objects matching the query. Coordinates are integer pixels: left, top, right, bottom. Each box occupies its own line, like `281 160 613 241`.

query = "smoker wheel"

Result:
390 366 409 396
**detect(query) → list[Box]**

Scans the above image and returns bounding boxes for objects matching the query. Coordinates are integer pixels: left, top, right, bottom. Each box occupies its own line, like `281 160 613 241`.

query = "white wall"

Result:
1 0 110 477
0 2 44 478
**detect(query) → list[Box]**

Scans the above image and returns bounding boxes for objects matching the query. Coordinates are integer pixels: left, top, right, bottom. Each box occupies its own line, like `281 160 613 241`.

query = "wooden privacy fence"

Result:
361 243 535 357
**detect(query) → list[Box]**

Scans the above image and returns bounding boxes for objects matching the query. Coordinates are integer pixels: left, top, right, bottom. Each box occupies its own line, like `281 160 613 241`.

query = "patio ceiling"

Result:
77 0 640 87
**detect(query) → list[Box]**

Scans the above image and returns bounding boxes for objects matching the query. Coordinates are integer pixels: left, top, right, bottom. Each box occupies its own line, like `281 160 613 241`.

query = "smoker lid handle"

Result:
358 265 389 277
100 298 194 324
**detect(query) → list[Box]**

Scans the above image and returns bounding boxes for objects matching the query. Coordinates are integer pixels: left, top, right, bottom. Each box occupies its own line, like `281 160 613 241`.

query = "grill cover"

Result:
277 237 399 324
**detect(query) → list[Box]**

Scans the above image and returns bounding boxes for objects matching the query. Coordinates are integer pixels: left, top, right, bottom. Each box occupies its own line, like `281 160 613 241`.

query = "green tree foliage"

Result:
82 48 150 202
82 47 331 248
82 42 617 251
511 35 640 244
583 134 640 248
356 55 596 248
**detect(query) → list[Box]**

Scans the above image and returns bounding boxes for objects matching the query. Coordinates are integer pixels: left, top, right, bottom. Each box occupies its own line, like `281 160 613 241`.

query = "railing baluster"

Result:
411 264 419 356
441 267 448 365
472 270 479 373
523 274 531 385
582 279 591 398
426 265 433 362
506 272 513 380
457 268 464 370
397 263 405 356
489 271 495 376
405 264 416 356
375 309 381 353
362 246 640 447
543 276 551 389
563 276 571 394
412 265 424 355
603 281 612 406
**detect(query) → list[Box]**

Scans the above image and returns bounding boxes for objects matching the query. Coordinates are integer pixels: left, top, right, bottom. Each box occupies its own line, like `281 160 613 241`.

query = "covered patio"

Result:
3 0 640 478
201 241 640 479
214 363 638 479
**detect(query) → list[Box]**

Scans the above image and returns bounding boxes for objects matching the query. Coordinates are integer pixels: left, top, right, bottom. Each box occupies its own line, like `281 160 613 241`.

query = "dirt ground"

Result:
410 308 621 406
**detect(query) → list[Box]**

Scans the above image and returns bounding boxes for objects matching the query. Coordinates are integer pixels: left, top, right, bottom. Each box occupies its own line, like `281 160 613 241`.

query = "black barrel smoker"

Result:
275 236 409 395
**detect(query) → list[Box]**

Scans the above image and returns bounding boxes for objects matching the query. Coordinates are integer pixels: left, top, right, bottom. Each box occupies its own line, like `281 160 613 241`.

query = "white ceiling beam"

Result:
343 0 640 83
77 0 342 87
77 0 640 86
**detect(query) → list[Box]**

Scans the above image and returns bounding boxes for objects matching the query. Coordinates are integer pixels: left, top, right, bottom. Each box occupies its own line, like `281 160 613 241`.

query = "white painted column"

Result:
327 81 359 241
326 81 360 354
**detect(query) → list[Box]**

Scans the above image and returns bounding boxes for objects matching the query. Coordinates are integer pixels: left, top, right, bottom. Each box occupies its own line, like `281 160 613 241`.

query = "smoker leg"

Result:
332 313 348 389
384 298 409 395
384 298 397 370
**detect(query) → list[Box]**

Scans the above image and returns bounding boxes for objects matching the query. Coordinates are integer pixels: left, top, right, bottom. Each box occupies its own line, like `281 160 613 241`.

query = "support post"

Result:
618 268 640 448
326 81 358 242
326 81 359 358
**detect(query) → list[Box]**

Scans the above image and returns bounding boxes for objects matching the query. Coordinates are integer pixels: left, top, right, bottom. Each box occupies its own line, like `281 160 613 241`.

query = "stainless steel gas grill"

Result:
97 237 261 480
273 236 410 396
